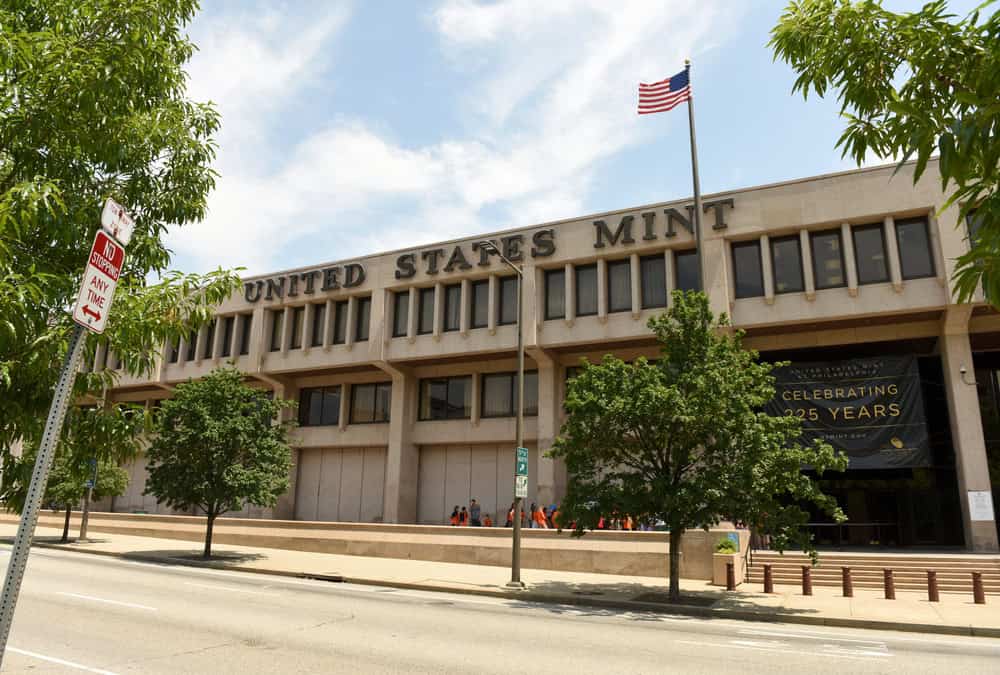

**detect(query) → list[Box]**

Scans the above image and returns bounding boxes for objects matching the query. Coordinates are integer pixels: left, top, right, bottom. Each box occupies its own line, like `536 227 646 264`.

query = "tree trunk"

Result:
61 506 71 543
203 512 215 559
668 527 682 603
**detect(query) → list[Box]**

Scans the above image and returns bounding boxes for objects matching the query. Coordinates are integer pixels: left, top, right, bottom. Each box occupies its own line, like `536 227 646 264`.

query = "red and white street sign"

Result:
100 198 134 245
72 230 126 334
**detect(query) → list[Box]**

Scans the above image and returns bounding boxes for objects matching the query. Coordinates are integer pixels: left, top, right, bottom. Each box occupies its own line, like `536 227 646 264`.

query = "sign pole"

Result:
509 271 526 589
0 324 88 663
78 458 98 541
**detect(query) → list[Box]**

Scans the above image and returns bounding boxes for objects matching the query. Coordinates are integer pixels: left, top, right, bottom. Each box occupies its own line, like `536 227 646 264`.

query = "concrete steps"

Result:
747 551 1000 594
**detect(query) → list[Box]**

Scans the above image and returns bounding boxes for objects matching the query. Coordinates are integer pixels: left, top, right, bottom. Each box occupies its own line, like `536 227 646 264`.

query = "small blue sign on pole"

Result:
515 447 529 477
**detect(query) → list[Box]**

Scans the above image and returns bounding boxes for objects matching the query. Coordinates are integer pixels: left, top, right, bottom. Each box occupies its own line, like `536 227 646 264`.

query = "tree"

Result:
769 0 1000 302
145 368 295 558
0 1 240 465
1 404 141 540
550 292 847 602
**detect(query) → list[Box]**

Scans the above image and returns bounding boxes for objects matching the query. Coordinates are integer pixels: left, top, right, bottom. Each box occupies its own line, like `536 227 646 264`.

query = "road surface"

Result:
0 545 998 673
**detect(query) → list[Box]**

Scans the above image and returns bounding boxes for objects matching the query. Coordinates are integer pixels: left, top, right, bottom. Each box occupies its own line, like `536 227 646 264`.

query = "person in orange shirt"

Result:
483 514 493 528
532 505 549 529
449 506 460 526
459 506 469 526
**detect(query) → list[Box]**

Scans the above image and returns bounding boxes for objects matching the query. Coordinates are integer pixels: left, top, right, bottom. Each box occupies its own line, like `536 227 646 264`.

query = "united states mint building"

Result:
94 159 1000 552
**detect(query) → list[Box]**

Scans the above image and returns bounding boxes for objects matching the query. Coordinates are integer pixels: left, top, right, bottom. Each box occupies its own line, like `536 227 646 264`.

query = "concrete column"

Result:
322 299 334 349
211 317 225 363
273 381 300 520
664 249 675 304
761 234 775 305
406 288 417 342
533 353 559 506
629 252 641 318
487 274 497 334
841 222 859 296
346 296 357 348
703 236 731 318
339 383 350 431
470 372 481 426
564 263 575 325
382 368 419 523
302 304 314 355
928 209 947 288
195 324 208 364
280 307 292 354
940 321 998 551
800 229 816 300
95 341 108 373
597 257 608 322
228 317 240 359
884 215 904 293
459 279 470 335
533 266 544 333
432 282 443 339
249 305 266 367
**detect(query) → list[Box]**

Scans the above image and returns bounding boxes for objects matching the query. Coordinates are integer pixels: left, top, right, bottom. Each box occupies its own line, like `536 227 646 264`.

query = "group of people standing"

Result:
447 500 559 529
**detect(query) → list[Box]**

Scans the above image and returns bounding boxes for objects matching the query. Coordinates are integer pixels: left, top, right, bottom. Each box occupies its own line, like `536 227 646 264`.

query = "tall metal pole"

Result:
685 59 706 293
509 269 525 588
0 324 88 664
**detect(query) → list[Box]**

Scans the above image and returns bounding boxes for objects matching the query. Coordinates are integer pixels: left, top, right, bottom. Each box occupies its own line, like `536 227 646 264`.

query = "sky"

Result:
166 0 981 277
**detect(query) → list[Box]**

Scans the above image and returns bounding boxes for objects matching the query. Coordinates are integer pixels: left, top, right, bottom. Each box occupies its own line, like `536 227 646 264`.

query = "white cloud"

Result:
168 1 744 275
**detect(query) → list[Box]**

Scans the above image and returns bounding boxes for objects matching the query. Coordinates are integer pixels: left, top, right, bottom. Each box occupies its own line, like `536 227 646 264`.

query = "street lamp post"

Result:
482 241 526 589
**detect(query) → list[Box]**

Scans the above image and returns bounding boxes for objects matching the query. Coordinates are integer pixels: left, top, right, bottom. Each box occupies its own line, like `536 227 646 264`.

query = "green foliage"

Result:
715 538 737 554
1 404 143 513
770 0 1000 303
146 368 294 556
0 1 240 460
550 291 847 600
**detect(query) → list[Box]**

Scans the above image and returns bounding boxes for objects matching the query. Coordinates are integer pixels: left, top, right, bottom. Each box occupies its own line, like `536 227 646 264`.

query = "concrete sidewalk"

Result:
4 522 1000 638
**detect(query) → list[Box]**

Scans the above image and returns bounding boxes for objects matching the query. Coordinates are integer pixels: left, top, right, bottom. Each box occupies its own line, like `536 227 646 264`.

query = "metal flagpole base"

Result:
505 581 526 590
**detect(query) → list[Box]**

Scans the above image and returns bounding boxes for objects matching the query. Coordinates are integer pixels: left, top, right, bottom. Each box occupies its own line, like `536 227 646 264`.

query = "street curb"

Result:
26 541 1000 639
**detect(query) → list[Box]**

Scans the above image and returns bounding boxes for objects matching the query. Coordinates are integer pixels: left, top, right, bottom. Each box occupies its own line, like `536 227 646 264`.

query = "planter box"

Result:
712 552 746 587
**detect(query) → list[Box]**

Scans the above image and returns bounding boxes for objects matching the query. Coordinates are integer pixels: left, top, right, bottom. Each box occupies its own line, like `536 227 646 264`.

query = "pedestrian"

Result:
483 513 493 528
470 498 481 527
459 506 469 526
528 503 538 528
532 504 548 529
505 502 514 527
449 506 460 526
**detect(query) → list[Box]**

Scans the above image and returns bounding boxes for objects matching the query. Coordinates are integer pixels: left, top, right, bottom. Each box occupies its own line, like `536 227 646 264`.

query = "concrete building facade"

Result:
97 160 1000 552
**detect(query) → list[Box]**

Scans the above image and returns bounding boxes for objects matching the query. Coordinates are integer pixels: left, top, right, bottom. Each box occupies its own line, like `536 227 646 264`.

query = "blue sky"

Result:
166 0 980 276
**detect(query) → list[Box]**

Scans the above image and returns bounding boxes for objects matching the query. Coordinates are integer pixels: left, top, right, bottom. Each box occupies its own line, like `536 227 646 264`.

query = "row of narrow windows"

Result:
167 314 252 364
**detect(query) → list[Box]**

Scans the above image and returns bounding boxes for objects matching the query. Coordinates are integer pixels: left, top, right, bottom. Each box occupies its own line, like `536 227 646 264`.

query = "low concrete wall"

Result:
6 511 747 580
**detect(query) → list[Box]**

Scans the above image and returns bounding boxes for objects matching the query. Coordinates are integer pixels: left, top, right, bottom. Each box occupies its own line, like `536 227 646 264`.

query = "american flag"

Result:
637 68 691 115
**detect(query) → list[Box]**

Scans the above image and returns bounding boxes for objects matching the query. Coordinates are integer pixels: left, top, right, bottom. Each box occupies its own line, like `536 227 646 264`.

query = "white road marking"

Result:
738 628 887 646
183 581 277 596
55 591 157 611
676 639 892 661
8 646 119 674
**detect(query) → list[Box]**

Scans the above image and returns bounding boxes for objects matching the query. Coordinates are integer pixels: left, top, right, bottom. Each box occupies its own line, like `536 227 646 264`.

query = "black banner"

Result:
765 355 931 469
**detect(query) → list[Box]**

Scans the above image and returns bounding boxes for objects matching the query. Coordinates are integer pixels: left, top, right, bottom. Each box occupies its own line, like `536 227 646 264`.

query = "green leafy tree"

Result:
2 405 142 540
146 368 295 558
550 292 847 602
0 0 240 463
770 0 1000 302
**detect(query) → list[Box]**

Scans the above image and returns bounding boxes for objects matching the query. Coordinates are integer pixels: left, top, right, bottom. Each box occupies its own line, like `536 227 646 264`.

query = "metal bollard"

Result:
841 566 853 597
884 569 895 600
726 562 735 591
802 565 812 596
973 572 986 605
764 564 774 594
928 570 939 602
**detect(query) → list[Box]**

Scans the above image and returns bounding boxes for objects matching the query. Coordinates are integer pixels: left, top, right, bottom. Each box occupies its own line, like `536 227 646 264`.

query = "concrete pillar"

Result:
302 304 314 355
211 317 225 362
487 275 497 334
407 288 417 342
280 307 292 354
470 372 481 426
884 216 904 293
841 222 859 297
664 249 675 304
322 299 334 349
940 315 999 551
564 263 575 325
460 279 470 335
228 316 240 358
800 229 816 300
249 305 266 367
274 381 299 520
533 352 559 506
629 252 641 318
382 368 419 523
346 296 357 348
432 282 443 339
338 383 349 431
760 234 774 305
928 209 947 288
703 236 730 318
195 324 208 363
597 257 608 322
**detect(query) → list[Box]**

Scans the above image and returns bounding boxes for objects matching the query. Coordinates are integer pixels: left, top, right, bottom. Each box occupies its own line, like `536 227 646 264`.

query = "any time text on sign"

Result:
72 230 125 334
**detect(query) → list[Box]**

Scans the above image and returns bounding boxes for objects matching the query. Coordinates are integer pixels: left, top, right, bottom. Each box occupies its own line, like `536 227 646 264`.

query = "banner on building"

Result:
765 355 931 469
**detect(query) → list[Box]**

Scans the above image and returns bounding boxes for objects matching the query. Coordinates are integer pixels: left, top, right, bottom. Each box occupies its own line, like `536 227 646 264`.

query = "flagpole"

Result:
684 59 706 293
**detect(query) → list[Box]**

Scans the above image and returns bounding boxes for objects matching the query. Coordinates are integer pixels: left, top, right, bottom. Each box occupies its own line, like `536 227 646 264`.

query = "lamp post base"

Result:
505 581 526 590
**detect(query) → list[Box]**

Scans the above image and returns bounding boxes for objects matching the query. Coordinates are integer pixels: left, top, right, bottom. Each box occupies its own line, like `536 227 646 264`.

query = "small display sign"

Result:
515 475 528 499
516 446 529 477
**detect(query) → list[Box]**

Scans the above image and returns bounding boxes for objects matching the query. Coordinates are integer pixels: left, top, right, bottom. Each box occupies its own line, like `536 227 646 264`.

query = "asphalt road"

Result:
0 546 998 674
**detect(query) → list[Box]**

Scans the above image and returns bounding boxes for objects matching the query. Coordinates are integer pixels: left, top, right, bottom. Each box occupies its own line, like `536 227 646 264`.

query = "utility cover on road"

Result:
71 229 125 334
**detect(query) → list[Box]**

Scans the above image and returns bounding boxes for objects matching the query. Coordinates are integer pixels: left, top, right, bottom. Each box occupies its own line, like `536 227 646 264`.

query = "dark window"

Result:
221 316 234 357
333 300 348 344
896 217 935 279
810 229 846 289
770 235 804 294
640 255 667 309
443 284 461 332
167 338 179 363
204 319 216 359
298 386 341 426
674 249 700 292
238 314 252 356
238 314 252 355
545 268 565 319
575 264 598 316
269 310 283 352
967 210 985 247
418 287 435 335
290 306 305 349
732 241 764 298
419 376 472 420
470 280 489 328
481 371 539 418
607 259 632 313
355 296 371 342
186 329 198 361
498 276 518 325
311 302 325 347
852 224 889 285
392 291 409 337
350 382 392 423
